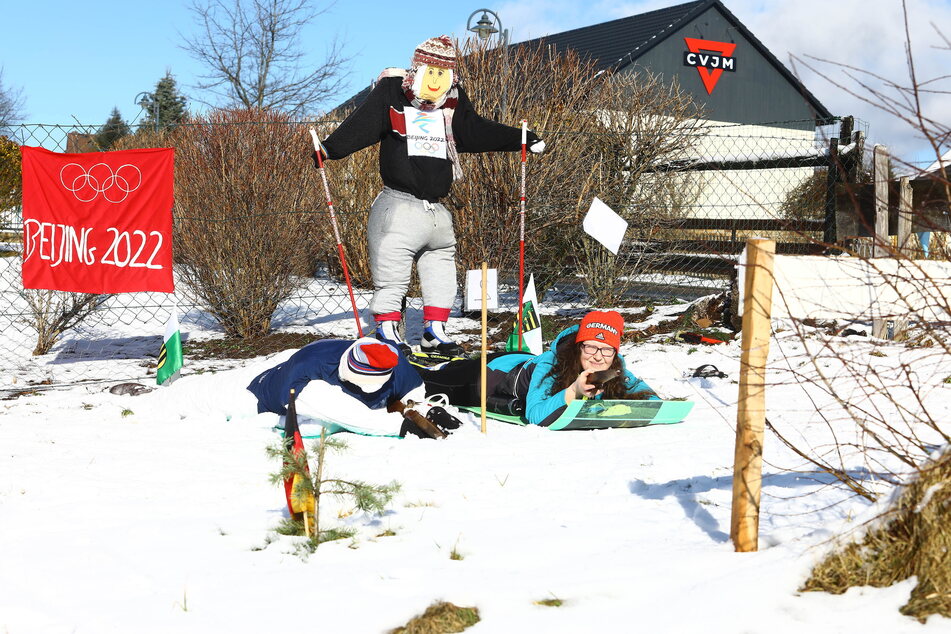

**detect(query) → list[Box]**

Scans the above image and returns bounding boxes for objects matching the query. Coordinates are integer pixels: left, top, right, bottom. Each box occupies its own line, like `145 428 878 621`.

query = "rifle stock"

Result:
387 399 448 439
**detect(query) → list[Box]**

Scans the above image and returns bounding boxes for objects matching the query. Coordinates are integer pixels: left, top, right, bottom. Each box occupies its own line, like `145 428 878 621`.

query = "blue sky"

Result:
2 0 949 163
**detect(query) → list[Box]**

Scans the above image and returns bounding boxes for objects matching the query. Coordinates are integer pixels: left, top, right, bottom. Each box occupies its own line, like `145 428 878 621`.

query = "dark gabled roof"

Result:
516 0 832 121
332 83 373 117
515 0 705 74
334 0 832 122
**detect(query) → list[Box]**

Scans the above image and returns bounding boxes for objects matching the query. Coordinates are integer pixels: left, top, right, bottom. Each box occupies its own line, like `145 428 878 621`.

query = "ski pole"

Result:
517 120 527 351
309 128 363 337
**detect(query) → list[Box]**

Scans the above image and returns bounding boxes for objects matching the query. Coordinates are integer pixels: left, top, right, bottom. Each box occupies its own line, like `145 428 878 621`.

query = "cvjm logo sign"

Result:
683 38 737 94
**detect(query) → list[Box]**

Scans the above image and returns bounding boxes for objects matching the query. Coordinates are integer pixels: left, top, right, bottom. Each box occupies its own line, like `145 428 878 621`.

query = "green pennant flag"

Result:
506 274 543 355
157 312 183 385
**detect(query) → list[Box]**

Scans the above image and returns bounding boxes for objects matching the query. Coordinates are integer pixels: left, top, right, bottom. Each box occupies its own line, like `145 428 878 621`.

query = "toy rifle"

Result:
587 368 621 388
387 399 448 439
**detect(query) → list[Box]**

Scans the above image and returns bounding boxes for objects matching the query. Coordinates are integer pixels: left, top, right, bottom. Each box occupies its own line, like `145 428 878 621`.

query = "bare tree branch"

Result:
180 0 351 116
0 67 27 135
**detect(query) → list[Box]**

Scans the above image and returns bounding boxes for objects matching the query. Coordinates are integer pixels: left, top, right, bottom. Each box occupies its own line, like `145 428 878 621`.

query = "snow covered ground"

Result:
2 302 951 633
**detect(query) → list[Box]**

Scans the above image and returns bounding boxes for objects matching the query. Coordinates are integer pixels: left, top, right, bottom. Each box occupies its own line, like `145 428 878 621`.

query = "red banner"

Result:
20 146 175 293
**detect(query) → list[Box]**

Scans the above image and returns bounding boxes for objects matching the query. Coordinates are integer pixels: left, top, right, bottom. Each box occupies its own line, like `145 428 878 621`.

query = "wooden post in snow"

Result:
873 145 890 257
894 177 914 339
730 238 775 553
872 145 890 338
480 262 488 435
824 137 839 246
897 177 914 256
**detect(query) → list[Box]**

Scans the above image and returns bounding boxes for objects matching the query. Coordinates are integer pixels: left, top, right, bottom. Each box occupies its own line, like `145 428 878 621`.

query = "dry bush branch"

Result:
170 109 324 338
20 286 110 356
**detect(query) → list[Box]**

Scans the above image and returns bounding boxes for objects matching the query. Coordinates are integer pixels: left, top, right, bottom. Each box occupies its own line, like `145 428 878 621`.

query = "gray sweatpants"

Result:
367 187 457 316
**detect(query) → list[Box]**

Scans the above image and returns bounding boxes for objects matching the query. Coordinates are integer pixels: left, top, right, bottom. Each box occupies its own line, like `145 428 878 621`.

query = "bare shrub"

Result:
21 287 109 356
780 169 826 222
576 75 705 304
172 108 324 338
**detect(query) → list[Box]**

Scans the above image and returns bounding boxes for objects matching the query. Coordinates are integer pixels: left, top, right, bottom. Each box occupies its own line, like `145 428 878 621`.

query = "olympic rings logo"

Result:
59 163 143 203
414 140 441 153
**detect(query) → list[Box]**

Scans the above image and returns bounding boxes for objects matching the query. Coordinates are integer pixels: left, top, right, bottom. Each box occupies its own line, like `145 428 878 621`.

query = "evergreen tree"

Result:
95 107 130 150
268 426 400 553
138 71 188 130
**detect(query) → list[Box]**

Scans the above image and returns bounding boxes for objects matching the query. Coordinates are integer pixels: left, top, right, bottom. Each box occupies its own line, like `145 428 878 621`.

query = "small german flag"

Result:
283 389 314 518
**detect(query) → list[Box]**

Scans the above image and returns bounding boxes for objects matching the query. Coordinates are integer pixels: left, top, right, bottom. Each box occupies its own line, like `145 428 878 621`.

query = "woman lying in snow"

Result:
417 310 659 426
246 338 458 437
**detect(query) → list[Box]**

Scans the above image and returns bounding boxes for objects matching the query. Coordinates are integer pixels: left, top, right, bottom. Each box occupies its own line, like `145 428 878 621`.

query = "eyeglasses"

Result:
579 343 616 358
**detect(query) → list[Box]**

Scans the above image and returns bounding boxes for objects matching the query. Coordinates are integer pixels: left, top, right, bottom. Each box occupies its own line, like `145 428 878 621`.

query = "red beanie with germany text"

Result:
576 310 623 351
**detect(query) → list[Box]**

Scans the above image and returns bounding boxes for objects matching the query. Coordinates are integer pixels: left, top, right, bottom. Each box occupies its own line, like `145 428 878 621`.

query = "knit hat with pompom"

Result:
412 35 457 69
338 338 400 393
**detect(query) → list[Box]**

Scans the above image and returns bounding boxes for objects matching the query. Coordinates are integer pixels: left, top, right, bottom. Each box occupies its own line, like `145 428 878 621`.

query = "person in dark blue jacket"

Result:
247 338 422 416
419 310 658 426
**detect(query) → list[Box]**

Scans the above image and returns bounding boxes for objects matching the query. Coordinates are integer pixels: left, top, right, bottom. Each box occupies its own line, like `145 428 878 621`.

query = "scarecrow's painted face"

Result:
418 64 452 102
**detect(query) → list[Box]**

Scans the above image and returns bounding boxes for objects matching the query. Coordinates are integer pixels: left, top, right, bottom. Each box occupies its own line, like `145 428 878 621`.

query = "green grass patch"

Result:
389 601 480 634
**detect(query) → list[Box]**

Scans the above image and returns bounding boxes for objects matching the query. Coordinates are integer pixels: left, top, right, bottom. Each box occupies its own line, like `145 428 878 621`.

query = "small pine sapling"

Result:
268 426 400 550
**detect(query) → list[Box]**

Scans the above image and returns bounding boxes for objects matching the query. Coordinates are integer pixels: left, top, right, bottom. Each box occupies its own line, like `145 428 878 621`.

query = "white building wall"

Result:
685 119 820 221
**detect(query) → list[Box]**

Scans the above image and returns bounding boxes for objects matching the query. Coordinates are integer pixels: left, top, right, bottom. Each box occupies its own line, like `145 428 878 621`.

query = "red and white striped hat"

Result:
338 339 399 392
412 35 457 69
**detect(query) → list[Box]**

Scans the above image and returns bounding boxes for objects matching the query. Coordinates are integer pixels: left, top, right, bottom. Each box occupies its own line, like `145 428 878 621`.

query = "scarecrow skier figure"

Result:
315 35 545 357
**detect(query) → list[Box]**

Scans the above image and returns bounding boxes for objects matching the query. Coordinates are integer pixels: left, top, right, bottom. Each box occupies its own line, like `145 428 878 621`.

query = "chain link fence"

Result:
0 117 851 392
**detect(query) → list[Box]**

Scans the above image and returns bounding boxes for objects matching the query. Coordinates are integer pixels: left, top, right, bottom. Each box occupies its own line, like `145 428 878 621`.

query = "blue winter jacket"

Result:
247 339 423 415
489 325 657 426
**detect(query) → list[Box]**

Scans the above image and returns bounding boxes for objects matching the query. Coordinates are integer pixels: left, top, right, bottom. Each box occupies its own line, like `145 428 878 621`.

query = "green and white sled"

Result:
461 399 693 431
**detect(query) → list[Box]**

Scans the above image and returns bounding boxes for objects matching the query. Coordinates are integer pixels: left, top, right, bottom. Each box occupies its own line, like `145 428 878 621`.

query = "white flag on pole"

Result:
521 274 543 355
583 197 628 255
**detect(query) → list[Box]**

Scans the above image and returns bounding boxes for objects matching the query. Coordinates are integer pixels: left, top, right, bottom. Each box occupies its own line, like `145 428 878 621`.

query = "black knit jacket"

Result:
322 76 538 203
